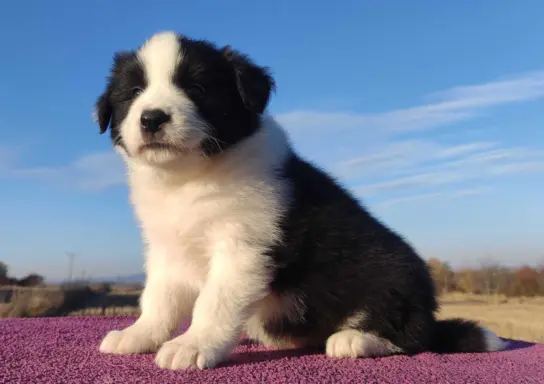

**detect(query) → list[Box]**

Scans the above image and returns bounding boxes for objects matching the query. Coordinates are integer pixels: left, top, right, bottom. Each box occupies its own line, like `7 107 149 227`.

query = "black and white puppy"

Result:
94 31 505 370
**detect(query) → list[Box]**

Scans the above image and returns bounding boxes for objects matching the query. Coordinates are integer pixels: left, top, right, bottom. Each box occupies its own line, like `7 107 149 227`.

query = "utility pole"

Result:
66 252 76 283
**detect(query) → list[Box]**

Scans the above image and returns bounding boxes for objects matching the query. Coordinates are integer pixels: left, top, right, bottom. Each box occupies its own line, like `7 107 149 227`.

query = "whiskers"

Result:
198 121 228 157
204 134 228 157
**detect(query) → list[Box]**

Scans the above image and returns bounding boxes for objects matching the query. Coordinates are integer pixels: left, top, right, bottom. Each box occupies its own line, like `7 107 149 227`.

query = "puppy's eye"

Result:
131 87 143 98
187 84 205 97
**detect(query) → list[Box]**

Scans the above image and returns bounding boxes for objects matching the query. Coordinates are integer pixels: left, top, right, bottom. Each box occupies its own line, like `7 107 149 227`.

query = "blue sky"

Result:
1 1 543 281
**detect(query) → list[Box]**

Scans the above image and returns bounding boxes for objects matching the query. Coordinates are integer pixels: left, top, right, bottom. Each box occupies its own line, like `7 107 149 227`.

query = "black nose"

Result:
140 109 171 134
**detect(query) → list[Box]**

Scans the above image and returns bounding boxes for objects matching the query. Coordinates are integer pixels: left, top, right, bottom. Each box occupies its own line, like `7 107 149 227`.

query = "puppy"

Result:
94 31 505 370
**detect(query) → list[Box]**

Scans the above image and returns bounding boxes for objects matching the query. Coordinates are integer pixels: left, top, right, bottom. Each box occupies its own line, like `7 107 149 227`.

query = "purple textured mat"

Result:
1 316 542 383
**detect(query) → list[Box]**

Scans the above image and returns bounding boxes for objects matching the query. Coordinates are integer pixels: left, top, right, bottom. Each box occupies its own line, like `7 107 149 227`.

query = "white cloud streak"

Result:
375 187 491 208
276 71 544 134
351 143 544 198
5 151 125 191
337 140 499 172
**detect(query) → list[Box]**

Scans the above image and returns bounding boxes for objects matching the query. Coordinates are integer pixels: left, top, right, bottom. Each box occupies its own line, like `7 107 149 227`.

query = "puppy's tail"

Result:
431 318 507 353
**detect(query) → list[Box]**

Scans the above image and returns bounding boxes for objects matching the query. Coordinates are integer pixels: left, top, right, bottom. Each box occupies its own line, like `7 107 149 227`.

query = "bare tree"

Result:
0 261 7 278
427 258 455 295
456 268 477 293
479 257 503 295
18 273 45 287
535 257 544 295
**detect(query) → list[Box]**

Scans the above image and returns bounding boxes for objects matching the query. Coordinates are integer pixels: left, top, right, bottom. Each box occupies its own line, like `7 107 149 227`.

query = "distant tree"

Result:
479 258 503 295
427 258 455 294
456 268 478 294
506 266 540 297
423 257 544 297
0 275 17 286
0 261 7 278
18 273 45 287
537 258 544 295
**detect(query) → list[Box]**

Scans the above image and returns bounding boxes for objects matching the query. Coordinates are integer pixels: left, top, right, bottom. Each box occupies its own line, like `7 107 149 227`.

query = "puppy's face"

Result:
94 31 274 166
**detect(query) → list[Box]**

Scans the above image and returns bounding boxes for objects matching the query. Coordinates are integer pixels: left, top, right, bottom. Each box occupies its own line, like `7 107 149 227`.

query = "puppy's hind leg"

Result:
325 329 402 359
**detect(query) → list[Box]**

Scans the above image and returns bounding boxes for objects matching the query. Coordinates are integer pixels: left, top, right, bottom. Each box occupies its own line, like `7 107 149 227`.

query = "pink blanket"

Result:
1 316 542 383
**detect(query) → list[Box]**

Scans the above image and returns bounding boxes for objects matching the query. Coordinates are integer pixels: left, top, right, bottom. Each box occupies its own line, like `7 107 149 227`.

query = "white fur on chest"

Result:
134 180 223 252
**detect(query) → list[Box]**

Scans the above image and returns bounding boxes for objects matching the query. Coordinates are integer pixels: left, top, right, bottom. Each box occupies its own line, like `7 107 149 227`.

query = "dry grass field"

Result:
0 283 138 318
2 286 542 343
438 293 544 343
0 285 97 318
68 288 141 316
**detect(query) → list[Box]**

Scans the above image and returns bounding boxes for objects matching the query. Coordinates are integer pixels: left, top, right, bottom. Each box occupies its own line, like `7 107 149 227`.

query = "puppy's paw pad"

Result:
99 328 157 355
155 336 222 370
326 330 366 358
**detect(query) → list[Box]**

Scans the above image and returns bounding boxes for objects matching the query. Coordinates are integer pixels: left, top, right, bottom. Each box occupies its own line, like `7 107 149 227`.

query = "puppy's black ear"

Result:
94 85 113 134
222 45 275 114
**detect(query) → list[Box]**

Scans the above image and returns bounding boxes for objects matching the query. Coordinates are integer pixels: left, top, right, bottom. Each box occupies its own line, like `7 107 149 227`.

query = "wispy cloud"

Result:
337 140 499 174
70 152 126 191
349 141 544 197
425 71 544 106
490 161 544 175
276 71 544 134
4 151 125 191
375 187 491 208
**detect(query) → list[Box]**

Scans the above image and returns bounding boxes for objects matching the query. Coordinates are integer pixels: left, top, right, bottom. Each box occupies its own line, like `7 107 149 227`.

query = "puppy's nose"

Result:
140 109 171 134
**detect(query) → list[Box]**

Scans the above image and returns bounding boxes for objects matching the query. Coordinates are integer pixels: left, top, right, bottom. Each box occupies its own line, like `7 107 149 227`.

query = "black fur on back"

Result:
264 152 491 354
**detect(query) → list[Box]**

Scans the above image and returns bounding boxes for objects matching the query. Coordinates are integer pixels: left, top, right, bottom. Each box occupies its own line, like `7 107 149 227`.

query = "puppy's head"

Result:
94 31 274 166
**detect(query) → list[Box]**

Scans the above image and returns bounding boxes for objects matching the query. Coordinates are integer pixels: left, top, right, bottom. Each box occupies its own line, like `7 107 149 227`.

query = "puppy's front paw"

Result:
99 327 158 355
155 334 226 370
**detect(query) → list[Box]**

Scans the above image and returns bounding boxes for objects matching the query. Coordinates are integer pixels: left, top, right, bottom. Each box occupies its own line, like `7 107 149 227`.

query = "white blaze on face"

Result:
120 31 207 165
138 31 181 84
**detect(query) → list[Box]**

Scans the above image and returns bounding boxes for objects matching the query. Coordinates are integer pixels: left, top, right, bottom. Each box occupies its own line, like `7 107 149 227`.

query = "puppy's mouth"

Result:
137 142 187 154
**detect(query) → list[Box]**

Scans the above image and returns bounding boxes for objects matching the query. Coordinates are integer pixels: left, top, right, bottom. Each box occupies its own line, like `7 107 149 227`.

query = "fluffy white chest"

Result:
134 181 220 249
129 167 287 291
131 179 237 288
